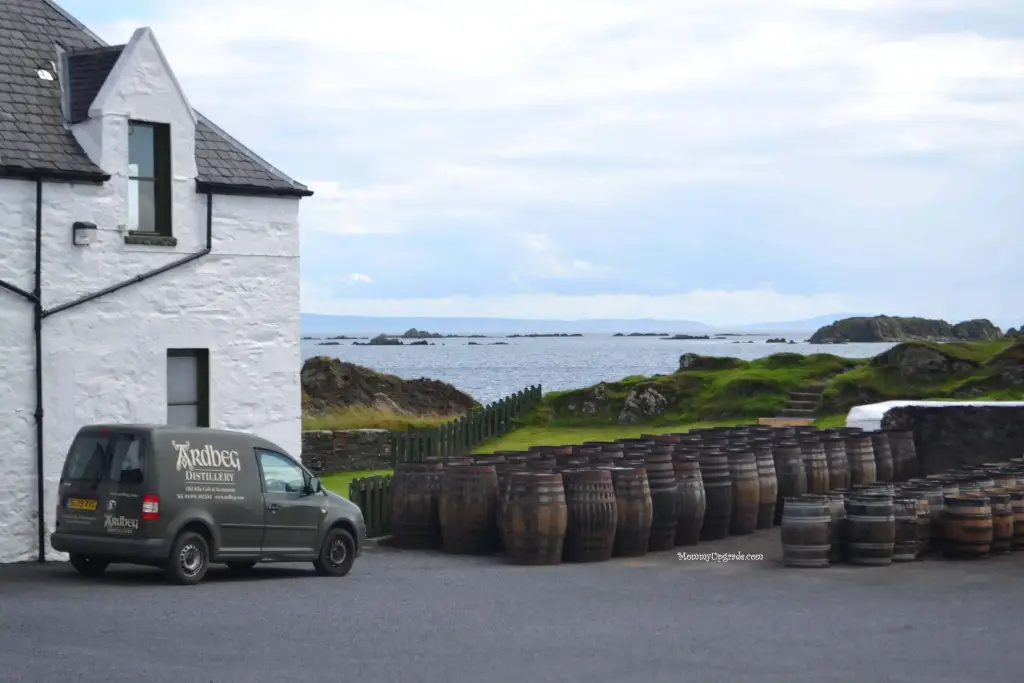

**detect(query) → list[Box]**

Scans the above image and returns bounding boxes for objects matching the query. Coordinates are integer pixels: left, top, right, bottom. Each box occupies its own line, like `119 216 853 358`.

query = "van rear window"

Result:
62 432 147 485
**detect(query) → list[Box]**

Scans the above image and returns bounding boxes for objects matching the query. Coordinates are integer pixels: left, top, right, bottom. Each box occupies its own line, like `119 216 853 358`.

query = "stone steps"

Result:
777 384 827 419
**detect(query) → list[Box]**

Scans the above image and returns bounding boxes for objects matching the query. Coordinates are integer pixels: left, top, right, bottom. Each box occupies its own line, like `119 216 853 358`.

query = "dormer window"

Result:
128 120 172 236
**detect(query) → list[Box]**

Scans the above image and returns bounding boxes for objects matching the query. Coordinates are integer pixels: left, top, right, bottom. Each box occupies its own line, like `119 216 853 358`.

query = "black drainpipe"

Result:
2 180 215 563
33 179 45 561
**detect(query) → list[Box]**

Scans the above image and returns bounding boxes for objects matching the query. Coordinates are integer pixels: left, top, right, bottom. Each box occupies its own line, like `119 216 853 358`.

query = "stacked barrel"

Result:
386 425 1024 567
779 426 1024 567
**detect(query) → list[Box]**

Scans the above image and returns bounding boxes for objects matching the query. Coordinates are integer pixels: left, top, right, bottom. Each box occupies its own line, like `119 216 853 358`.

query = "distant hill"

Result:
723 314 872 333
300 314 715 335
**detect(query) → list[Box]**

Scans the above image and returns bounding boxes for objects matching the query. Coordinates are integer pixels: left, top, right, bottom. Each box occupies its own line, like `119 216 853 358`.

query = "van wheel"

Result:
165 531 210 585
313 527 356 577
69 553 109 578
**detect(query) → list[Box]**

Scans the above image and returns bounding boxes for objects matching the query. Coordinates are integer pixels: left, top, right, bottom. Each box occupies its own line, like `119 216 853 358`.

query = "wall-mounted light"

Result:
72 221 97 246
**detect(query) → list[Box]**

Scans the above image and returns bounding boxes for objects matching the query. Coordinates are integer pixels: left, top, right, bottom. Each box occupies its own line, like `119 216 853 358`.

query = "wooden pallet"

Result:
757 416 815 427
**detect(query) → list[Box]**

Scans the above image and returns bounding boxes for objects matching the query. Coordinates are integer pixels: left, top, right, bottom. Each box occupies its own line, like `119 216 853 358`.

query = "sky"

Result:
62 0 1024 327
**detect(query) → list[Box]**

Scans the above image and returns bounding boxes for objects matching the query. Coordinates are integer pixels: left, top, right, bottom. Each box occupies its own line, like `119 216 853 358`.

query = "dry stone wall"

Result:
881 405 1024 473
301 429 393 473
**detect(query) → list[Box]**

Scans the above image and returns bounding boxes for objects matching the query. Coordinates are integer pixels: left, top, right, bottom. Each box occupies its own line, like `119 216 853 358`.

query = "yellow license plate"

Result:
67 498 97 511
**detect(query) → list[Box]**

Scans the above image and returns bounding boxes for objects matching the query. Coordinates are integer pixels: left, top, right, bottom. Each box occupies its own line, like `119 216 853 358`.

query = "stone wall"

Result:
881 406 1024 474
301 429 393 473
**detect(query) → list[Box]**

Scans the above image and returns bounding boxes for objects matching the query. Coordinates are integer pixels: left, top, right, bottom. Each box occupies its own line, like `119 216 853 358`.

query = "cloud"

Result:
347 273 373 284
73 0 1024 322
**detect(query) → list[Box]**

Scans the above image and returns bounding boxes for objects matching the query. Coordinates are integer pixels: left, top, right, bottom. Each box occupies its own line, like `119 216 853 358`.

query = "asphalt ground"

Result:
2 529 1022 683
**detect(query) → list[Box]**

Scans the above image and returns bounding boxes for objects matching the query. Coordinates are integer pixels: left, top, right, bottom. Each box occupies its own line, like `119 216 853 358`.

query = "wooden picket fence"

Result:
392 384 542 463
348 475 392 539
348 384 542 538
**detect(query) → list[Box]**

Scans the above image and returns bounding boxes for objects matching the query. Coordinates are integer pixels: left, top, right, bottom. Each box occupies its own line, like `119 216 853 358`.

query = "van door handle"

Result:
267 504 280 514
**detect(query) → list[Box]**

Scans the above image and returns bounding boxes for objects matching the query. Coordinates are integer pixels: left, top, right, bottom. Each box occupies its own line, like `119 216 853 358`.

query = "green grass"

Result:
473 414 847 452
812 414 847 429
302 405 460 431
472 419 747 452
534 351 863 428
820 340 1024 413
321 469 393 497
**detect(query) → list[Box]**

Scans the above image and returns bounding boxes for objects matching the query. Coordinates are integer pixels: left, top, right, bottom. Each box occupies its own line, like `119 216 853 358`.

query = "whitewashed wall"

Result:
0 29 302 563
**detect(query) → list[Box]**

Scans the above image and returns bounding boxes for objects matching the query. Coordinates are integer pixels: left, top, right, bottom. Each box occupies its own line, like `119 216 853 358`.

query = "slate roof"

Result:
0 0 312 196
65 45 123 124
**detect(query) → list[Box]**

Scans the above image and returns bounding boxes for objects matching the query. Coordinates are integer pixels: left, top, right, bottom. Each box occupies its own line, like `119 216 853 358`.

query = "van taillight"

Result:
142 494 160 521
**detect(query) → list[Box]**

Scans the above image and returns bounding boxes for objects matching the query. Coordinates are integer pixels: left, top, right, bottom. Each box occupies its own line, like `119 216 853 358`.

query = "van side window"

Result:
256 449 306 495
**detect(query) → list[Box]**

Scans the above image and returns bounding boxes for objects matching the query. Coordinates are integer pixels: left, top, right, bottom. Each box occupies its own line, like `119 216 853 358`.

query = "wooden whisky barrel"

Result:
824 492 846 563
799 438 830 494
772 441 807 526
725 447 760 535
698 450 732 540
897 487 933 558
988 490 1014 555
605 466 653 557
886 430 918 481
1009 486 1024 550
390 461 445 549
822 434 850 491
751 439 778 529
891 497 920 562
502 472 568 565
439 464 500 555
868 432 895 483
900 483 944 554
941 493 993 558
781 495 831 568
562 469 618 562
672 455 706 546
845 433 877 486
495 461 529 549
644 453 679 551
525 457 557 471
844 493 895 566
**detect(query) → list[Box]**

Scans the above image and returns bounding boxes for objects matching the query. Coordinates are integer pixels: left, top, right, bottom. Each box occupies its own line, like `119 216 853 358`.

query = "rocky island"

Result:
613 332 670 337
808 315 1003 344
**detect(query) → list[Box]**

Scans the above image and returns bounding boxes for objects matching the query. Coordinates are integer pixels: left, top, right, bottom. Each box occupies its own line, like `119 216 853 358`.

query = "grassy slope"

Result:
819 340 1022 412
475 340 1023 451
302 405 457 431
535 351 863 427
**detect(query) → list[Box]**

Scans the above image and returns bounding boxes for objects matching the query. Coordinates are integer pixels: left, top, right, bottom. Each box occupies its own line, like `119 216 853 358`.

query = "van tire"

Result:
313 527 356 577
69 553 109 578
165 531 210 585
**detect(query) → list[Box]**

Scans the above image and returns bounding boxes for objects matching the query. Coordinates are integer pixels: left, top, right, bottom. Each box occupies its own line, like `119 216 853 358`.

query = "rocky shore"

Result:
301 356 479 416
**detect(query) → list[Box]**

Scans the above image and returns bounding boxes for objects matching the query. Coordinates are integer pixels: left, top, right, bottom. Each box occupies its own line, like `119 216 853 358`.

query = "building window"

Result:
128 120 172 236
167 349 209 427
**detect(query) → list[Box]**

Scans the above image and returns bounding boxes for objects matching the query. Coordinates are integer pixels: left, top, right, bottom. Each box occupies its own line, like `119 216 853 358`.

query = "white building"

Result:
0 0 312 563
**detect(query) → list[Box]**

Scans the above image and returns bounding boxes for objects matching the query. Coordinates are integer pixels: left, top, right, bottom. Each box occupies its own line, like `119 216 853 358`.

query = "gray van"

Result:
50 424 366 585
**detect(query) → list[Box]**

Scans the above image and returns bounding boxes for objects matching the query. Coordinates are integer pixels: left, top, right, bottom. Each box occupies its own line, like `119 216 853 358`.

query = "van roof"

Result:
76 424 289 454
